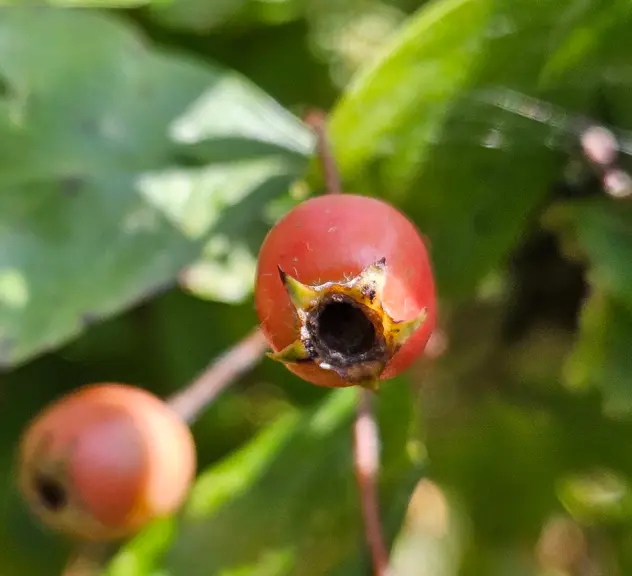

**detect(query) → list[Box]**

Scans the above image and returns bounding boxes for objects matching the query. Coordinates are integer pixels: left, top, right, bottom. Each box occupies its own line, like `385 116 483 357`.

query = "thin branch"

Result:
355 388 389 576
307 108 389 575
168 328 269 424
304 109 343 195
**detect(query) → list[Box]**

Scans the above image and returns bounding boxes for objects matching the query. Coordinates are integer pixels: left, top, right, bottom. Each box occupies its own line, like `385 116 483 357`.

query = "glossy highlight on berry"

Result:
255 194 436 389
18 383 196 542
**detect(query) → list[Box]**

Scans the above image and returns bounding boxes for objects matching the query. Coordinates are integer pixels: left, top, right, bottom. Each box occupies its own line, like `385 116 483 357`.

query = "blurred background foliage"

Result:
2 0 632 575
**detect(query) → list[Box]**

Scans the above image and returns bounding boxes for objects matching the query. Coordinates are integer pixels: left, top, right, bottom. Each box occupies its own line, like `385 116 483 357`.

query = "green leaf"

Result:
0 8 312 368
110 381 424 575
325 0 632 300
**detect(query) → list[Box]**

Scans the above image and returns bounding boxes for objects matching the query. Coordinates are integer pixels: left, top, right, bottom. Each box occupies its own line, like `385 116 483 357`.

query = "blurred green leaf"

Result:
564 290 632 417
105 518 177 576
0 8 312 368
250 0 306 26
111 380 423 575
149 0 250 32
555 201 632 313
11 0 151 5
305 0 408 88
388 480 467 576
545 199 632 414
147 0 307 32
558 469 632 524
325 0 632 299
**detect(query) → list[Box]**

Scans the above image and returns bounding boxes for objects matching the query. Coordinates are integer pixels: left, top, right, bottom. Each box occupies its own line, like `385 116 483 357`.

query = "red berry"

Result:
18 383 196 542
255 194 436 389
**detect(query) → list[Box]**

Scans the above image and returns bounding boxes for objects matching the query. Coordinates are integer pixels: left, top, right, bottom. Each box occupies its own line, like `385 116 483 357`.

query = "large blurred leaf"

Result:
0 9 312 368
109 380 423 575
325 0 632 299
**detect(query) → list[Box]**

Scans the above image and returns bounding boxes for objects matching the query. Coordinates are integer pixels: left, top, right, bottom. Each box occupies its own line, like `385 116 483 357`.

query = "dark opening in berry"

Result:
313 300 377 358
34 474 67 511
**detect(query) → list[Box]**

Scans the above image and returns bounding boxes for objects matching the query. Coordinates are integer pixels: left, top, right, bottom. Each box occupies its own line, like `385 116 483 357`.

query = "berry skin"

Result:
18 383 196 542
255 194 436 389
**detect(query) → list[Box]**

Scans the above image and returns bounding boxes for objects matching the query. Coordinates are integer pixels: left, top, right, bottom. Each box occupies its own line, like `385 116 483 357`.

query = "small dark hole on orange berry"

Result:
34 474 67 511
316 301 376 357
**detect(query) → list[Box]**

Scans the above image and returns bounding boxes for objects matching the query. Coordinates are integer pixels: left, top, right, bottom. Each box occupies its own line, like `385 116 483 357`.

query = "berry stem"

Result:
168 328 269 424
355 389 389 576
304 109 343 195
307 109 389 575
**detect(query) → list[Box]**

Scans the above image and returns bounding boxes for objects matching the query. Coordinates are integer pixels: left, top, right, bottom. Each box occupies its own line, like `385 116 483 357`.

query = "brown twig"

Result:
355 388 389 576
306 108 389 575
168 328 269 424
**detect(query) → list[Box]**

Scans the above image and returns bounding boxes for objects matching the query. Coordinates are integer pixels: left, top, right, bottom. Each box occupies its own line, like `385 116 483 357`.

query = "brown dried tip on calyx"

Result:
268 258 427 389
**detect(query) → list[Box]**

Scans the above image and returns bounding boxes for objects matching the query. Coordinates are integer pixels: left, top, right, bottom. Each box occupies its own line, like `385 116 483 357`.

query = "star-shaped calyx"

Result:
268 258 427 389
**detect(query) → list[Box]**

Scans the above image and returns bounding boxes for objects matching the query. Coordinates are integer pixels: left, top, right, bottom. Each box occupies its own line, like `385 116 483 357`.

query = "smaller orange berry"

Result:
17 383 196 542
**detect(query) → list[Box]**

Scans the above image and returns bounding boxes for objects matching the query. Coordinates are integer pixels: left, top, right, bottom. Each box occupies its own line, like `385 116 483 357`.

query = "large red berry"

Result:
255 194 436 389
18 383 196 542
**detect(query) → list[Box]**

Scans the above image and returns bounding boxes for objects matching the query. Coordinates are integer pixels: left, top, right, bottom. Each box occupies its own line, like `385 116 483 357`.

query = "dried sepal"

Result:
389 310 428 348
278 266 319 313
267 339 313 364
